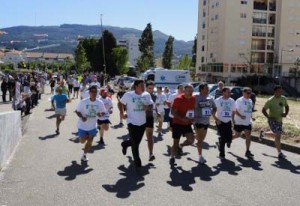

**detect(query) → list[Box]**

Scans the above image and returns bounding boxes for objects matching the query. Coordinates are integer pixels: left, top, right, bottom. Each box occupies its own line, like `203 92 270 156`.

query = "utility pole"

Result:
100 14 106 84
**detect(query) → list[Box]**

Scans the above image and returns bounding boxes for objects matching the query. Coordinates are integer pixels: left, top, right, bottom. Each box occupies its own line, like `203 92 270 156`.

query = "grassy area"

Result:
209 96 300 145
252 96 300 144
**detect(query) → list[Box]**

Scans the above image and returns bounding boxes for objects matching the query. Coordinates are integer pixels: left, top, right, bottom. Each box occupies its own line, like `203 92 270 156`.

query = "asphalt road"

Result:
0 89 299 206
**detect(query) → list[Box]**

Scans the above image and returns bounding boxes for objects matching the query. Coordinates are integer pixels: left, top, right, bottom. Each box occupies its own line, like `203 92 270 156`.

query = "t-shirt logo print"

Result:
86 105 97 118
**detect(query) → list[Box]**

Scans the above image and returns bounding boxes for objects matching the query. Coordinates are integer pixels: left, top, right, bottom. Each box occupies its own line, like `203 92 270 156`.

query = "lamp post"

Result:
100 14 106 84
279 48 294 84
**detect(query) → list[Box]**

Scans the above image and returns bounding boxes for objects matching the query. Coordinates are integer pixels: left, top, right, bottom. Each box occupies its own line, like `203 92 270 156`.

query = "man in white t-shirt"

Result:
155 86 167 136
213 87 236 159
75 86 106 161
73 77 81 99
97 89 113 145
232 87 254 158
120 80 153 168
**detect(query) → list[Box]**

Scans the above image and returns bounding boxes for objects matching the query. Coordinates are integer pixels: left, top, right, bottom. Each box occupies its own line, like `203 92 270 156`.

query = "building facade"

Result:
196 0 300 84
117 35 141 67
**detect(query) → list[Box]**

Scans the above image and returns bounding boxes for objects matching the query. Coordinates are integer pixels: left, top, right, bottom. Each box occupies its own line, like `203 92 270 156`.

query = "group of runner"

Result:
51 77 289 167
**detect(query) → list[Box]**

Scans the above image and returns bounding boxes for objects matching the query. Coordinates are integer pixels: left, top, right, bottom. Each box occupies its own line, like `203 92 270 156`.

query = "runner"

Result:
261 85 289 159
170 84 195 165
120 80 153 168
117 85 127 125
155 86 167 137
166 84 184 131
144 81 157 161
73 77 80 99
67 75 74 98
232 87 255 158
194 83 216 164
214 81 224 99
213 87 236 159
75 85 106 161
51 87 68 135
163 87 171 125
97 89 113 145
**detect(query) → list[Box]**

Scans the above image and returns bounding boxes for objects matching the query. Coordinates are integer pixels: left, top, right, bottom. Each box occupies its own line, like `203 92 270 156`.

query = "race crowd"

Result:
50 75 289 167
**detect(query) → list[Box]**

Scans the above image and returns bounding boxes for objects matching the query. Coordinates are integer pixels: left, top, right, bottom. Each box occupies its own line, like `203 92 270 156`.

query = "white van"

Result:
141 68 191 92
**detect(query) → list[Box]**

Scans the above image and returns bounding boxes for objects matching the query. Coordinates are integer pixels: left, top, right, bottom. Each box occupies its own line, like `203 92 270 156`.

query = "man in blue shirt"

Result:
51 87 68 135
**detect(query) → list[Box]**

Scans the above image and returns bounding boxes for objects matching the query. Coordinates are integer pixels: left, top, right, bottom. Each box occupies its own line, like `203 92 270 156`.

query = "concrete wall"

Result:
0 111 22 169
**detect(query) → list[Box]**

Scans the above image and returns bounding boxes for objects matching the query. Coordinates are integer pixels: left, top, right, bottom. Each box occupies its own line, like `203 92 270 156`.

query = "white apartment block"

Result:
196 0 300 84
117 35 141 67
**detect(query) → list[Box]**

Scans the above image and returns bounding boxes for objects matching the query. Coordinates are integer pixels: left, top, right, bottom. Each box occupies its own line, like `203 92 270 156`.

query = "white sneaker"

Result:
199 156 207 164
81 154 88 161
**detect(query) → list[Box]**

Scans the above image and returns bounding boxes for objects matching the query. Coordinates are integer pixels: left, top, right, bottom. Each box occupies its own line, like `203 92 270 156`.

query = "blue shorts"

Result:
78 128 97 137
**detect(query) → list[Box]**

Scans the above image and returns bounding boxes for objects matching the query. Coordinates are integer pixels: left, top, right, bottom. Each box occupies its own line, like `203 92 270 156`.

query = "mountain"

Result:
0 24 194 56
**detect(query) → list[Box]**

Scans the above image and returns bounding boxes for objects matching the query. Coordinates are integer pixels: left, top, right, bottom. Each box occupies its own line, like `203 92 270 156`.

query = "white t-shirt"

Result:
215 97 236 123
98 97 113 120
167 92 180 118
164 92 171 109
76 98 106 130
73 79 80 88
156 93 167 113
90 82 101 88
120 91 153 126
234 97 253 126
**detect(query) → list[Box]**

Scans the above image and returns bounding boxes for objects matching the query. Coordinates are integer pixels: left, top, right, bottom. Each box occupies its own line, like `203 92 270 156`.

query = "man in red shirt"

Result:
170 84 195 165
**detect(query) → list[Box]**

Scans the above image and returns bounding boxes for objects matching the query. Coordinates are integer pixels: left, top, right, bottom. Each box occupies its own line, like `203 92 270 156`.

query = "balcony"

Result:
254 2 267 11
253 18 267 24
251 45 266 50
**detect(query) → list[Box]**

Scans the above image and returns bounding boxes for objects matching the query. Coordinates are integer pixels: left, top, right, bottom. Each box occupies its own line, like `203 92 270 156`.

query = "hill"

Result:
0 24 194 56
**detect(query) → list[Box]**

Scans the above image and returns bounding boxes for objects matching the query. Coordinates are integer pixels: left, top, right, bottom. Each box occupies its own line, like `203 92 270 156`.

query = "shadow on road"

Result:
44 108 54 112
57 161 93 181
117 134 130 141
88 143 105 153
228 152 263 171
102 157 155 198
38 133 58 140
190 141 217 150
46 114 56 119
153 134 163 143
272 159 300 174
167 157 220 191
111 123 124 129
69 137 79 143
213 158 242 176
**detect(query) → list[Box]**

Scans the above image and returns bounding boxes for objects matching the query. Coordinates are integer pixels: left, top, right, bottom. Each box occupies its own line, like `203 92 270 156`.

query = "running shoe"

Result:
245 150 254 157
149 154 155 161
81 154 88 161
278 152 286 159
199 156 207 164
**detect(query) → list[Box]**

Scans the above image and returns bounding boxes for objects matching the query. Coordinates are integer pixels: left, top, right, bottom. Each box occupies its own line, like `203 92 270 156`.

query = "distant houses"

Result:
0 49 74 68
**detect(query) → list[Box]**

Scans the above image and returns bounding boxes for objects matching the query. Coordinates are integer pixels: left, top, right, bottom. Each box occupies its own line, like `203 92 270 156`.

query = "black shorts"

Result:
172 124 194 139
74 87 80 92
194 123 209 130
97 119 111 125
234 124 252 133
169 118 173 128
146 116 154 128
68 85 73 90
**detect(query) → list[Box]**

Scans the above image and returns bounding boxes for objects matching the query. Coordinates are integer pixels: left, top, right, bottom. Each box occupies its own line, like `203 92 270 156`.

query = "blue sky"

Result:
0 0 198 41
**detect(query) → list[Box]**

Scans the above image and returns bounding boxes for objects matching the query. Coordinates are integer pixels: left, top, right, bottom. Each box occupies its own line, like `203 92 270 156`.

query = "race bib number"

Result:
186 110 195 119
222 111 231 118
202 108 211 117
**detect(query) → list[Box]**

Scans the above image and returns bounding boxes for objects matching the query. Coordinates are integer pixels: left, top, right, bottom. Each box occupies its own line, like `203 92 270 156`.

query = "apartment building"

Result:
196 0 300 84
117 35 141 67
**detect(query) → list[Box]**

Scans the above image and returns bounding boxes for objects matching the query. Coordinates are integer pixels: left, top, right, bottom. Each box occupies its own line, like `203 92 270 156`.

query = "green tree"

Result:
162 36 174 69
112 47 129 75
178 54 192 70
75 43 89 71
191 36 197 67
100 30 117 75
137 23 155 72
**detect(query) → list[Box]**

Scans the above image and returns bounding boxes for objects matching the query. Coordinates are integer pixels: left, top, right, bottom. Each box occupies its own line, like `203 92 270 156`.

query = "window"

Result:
202 45 205 51
241 0 247 4
202 23 206 29
240 27 246 32
210 53 213 58
202 35 205 40
203 10 206 17
203 0 206 6
240 13 247 18
215 14 219 20
216 2 219 7
201 57 205 63
240 40 246 45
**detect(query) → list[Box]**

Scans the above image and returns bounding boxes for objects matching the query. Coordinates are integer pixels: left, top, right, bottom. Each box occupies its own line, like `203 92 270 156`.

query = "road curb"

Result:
209 125 300 155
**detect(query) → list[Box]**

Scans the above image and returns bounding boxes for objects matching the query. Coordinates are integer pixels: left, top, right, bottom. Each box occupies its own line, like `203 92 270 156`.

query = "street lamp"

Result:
279 48 294 84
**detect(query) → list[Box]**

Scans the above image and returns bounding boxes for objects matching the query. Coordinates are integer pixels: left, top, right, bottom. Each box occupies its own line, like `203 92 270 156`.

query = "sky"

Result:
0 0 198 41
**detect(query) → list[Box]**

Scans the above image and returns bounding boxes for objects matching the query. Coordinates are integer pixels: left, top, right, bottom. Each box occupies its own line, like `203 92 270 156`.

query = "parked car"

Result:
114 76 137 89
